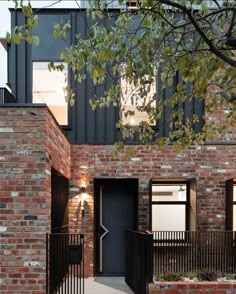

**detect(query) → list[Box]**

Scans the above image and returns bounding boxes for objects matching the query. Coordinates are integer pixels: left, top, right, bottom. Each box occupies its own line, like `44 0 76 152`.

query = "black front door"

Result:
95 179 138 275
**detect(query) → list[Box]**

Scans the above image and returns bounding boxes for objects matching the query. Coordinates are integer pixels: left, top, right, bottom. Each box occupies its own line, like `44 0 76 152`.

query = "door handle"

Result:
99 186 109 272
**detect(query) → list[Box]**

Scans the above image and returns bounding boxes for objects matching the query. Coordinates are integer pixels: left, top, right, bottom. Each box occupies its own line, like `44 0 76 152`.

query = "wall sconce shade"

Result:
80 186 88 217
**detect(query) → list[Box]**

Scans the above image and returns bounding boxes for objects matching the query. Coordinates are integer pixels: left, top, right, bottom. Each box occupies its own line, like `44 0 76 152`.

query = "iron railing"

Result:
125 230 153 294
46 233 84 294
0 88 16 103
153 231 236 274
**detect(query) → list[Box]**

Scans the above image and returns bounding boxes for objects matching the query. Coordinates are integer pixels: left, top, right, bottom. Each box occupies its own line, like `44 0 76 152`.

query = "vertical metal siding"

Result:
9 10 204 144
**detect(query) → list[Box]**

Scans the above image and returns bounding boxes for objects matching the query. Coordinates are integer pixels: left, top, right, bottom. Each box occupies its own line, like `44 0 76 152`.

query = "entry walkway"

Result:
85 277 134 294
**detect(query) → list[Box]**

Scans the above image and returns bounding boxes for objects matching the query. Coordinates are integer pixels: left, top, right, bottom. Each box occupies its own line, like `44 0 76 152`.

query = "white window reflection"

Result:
120 75 156 126
152 184 187 233
33 62 68 125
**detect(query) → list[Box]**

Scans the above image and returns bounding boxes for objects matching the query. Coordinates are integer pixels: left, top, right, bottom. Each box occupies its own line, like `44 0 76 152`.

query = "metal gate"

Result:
46 233 84 294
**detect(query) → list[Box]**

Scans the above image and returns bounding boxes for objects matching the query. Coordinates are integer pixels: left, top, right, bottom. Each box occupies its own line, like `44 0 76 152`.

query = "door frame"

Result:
93 178 139 276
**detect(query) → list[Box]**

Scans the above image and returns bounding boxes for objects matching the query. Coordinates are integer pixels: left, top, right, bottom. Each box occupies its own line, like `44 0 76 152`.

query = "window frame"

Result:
32 59 72 128
226 178 236 231
119 66 158 129
150 180 190 233
30 12 72 129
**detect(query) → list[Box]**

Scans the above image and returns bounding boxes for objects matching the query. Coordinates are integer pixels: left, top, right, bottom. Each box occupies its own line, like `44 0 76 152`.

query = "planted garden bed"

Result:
149 271 236 294
149 281 236 293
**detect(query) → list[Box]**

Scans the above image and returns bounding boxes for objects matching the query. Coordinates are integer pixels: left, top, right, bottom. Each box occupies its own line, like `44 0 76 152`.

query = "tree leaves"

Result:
7 3 39 46
9 0 236 149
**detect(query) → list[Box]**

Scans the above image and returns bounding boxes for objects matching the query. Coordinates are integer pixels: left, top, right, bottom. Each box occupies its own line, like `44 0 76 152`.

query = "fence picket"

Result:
152 231 236 274
46 233 84 294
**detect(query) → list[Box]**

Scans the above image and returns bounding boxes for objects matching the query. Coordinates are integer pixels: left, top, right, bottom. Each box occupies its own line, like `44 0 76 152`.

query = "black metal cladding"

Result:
0 88 16 103
8 9 204 144
158 71 205 138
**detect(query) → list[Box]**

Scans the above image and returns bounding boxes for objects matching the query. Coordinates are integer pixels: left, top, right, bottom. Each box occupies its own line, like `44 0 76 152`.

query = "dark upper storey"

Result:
8 9 204 144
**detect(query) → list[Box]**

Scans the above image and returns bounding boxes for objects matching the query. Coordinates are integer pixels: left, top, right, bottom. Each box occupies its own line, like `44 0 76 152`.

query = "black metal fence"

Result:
46 233 84 294
0 88 16 103
125 230 153 294
153 231 236 274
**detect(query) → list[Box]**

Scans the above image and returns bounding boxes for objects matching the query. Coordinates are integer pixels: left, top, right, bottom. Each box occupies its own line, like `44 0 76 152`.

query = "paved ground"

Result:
85 277 134 294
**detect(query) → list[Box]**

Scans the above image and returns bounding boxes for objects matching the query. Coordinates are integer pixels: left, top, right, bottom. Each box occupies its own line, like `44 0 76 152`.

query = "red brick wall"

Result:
69 144 236 276
1 105 236 286
0 106 70 293
205 97 236 142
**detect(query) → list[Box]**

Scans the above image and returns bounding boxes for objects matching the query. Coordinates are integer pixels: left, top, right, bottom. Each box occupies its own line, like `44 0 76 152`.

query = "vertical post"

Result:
80 234 85 294
46 233 49 294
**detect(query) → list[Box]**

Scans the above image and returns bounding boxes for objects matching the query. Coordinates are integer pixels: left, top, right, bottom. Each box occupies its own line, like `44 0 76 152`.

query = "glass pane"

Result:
32 14 70 60
233 205 236 231
233 185 236 201
33 62 68 125
152 184 187 202
152 204 186 231
120 73 156 126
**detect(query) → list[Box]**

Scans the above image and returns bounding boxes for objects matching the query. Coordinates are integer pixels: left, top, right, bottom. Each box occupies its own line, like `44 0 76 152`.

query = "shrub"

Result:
197 269 220 281
155 272 183 282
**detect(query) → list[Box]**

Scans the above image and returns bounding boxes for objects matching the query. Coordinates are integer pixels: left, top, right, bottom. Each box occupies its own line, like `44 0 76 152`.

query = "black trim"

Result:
226 178 236 230
150 179 192 231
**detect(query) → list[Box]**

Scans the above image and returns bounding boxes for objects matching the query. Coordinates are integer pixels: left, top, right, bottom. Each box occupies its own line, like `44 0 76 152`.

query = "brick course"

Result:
69 144 236 276
1 105 236 291
0 106 70 293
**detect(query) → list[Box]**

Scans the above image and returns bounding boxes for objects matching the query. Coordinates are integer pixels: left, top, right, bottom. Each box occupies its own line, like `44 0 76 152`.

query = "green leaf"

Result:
131 36 137 46
53 30 59 39
33 36 40 46
12 33 21 45
5 32 11 43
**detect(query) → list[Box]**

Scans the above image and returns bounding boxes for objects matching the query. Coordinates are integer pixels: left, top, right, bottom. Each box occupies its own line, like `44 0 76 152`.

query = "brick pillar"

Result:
0 106 70 293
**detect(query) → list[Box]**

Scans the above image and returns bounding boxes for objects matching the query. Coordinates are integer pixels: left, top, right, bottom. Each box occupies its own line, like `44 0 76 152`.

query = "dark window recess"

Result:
226 178 236 231
32 14 70 60
51 169 69 233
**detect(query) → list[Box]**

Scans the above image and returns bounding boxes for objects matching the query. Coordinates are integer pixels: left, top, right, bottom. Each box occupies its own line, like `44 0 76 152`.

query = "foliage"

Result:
223 273 236 280
154 270 233 282
6 1 39 45
155 272 183 281
197 269 220 281
6 0 236 149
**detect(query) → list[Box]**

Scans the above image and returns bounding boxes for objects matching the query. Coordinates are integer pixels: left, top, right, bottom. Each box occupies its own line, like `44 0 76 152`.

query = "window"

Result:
32 62 68 125
120 69 204 136
150 179 196 234
226 179 236 230
120 75 156 126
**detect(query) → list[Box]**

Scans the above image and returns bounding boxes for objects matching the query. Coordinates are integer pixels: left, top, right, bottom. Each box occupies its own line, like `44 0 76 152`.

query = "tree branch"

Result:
157 0 236 67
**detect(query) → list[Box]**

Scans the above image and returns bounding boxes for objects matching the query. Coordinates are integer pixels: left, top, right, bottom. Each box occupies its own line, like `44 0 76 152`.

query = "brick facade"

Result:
69 144 236 276
1 105 236 291
0 106 70 293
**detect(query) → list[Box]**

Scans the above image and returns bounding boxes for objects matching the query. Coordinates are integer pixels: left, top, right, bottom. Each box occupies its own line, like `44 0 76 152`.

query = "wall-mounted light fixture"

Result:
80 186 88 217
